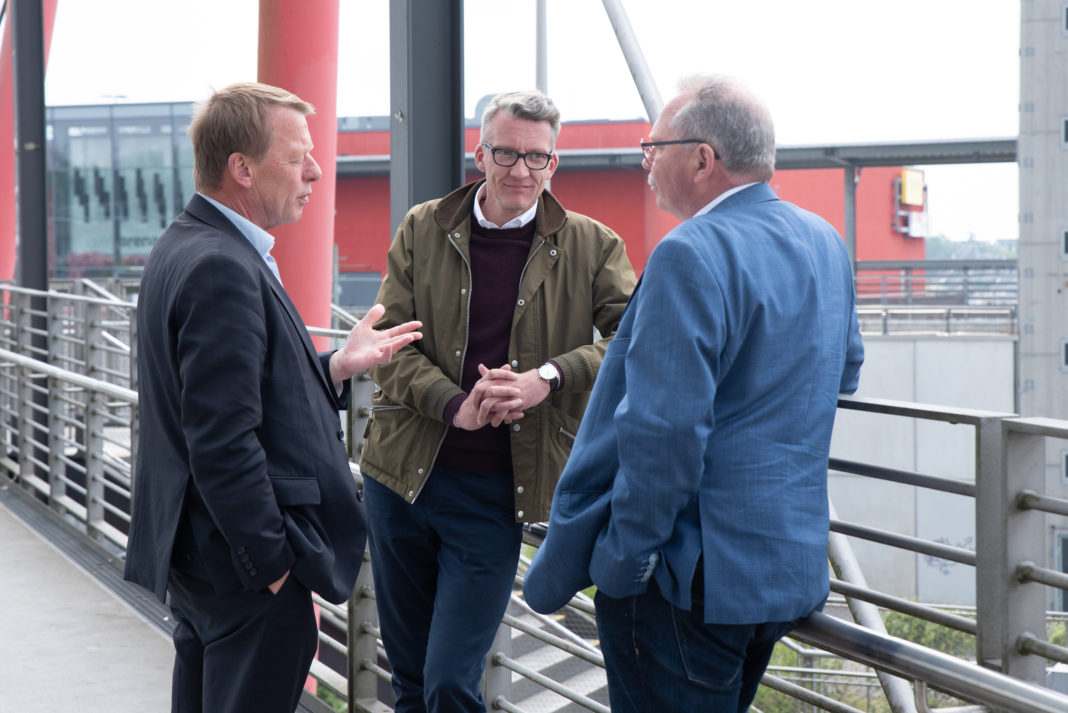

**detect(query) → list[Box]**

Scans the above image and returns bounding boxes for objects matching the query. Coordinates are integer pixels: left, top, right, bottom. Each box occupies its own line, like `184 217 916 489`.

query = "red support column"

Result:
0 0 59 283
257 0 340 349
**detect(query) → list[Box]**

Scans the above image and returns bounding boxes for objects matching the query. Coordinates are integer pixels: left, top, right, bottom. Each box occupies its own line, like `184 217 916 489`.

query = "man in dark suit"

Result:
123 82 421 713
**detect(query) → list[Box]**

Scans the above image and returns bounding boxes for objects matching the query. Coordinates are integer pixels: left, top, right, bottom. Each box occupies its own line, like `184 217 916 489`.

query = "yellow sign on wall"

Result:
900 169 925 207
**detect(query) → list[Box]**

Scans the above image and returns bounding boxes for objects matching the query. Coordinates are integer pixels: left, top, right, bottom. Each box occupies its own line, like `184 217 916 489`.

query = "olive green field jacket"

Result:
359 180 637 522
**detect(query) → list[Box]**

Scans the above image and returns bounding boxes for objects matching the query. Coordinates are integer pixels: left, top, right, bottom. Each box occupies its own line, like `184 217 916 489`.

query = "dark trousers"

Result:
168 568 319 713
595 576 798 713
365 467 523 713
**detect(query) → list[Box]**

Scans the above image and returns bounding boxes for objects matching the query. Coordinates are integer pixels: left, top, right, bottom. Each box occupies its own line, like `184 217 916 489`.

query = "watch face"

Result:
539 364 554 380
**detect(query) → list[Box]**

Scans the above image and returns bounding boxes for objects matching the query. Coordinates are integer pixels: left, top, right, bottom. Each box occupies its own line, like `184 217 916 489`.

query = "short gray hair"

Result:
480 90 561 148
670 74 775 182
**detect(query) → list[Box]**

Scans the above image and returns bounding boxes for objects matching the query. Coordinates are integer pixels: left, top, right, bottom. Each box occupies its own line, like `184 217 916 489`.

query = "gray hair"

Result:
480 90 561 148
670 74 775 182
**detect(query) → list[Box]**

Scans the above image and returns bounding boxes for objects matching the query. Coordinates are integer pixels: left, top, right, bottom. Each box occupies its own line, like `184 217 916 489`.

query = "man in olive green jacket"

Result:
359 90 636 713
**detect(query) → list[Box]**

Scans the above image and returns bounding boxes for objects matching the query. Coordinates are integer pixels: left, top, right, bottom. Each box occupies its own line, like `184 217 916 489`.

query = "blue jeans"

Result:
365 467 523 713
596 577 798 713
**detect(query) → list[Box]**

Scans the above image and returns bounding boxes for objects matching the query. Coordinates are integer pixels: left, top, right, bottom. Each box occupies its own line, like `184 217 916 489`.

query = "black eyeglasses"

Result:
481 141 553 170
640 138 720 161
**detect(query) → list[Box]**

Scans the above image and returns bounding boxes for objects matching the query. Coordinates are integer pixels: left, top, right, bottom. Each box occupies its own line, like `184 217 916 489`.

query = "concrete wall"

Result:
829 335 1016 604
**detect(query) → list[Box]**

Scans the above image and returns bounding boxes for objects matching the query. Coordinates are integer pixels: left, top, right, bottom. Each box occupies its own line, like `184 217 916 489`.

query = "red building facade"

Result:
334 118 924 283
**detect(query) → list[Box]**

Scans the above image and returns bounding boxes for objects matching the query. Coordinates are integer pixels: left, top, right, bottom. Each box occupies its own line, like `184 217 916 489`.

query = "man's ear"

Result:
228 152 253 188
693 143 717 180
473 142 488 174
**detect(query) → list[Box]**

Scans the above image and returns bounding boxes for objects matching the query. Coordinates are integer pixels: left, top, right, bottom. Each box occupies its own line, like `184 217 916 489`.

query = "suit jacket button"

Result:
249 568 257 576
237 546 246 555
337 430 344 441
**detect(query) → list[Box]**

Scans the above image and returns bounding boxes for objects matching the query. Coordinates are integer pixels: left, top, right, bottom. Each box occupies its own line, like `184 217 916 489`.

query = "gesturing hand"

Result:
330 304 422 383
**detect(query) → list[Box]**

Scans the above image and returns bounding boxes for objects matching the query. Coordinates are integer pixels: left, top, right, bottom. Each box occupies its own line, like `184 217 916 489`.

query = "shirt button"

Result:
516 486 524 494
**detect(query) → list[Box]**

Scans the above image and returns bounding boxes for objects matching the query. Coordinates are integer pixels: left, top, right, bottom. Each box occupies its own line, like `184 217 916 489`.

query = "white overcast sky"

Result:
37 0 1021 243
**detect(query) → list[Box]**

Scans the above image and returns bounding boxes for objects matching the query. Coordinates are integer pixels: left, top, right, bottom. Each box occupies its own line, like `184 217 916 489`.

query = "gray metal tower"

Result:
1018 1 1068 422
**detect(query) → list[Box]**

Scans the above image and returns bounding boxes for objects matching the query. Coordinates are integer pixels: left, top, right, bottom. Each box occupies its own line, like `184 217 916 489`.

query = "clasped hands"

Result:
452 364 552 431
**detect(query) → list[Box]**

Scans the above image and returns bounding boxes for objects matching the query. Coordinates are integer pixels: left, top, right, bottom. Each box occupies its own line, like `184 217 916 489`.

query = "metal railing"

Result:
854 260 1018 307
3 282 1068 713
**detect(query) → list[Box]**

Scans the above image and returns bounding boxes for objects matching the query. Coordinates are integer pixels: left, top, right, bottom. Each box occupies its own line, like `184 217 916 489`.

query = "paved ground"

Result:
0 491 173 712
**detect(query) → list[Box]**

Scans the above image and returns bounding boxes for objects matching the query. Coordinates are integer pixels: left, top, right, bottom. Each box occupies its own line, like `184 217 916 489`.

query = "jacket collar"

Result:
711 182 778 212
433 179 569 237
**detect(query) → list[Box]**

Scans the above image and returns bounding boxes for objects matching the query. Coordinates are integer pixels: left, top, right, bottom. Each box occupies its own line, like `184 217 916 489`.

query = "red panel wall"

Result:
770 166 926 262
332 124 924 280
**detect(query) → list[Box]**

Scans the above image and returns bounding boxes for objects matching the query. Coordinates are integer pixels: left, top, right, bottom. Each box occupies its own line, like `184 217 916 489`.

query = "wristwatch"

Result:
537 362 561 391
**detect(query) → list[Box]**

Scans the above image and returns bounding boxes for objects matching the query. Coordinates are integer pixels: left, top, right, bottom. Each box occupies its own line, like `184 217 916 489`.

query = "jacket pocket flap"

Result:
269 476 321 506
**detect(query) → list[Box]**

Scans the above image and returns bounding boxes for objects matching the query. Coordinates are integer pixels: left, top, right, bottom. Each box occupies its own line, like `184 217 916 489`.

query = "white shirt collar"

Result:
472 182 538 230
693 182 761 218
199 193 282 283
199 193 276 258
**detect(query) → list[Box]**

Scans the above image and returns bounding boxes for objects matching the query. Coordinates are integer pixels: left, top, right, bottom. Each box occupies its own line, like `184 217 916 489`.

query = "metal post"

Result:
601 0 662 123
389 0 464 237
536 0 548 95
11 0 50 487
828 500 919 713
843 165 858 268
976 417 1048 683
976 416 1009 673
349 554 384 711
994 422 1049 683
482 621 512 709
11 0 48 294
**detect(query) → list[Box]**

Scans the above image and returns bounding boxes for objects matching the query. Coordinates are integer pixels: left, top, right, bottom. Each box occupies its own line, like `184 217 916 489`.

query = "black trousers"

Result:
167 568 319 713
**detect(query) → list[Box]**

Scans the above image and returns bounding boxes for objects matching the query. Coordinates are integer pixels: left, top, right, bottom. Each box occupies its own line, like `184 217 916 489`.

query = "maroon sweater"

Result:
435 218 536 475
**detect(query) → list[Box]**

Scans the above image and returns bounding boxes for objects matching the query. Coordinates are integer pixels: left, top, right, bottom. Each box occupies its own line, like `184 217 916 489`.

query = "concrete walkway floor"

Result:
0 489 173 712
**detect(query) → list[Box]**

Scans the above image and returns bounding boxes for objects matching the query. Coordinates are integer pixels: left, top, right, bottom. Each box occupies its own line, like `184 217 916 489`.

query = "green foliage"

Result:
318 688 347 713
882 611 976 660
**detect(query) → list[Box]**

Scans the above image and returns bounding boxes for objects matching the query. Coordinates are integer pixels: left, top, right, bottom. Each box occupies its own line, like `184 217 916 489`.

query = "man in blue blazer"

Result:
524 74 864 712
124 83 420 713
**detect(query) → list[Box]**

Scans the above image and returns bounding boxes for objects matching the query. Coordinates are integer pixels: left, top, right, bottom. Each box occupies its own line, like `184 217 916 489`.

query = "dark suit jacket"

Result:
124 194 367 605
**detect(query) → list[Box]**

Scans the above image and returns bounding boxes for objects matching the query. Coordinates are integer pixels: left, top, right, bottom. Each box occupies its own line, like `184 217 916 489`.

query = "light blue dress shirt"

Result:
199 193 282 284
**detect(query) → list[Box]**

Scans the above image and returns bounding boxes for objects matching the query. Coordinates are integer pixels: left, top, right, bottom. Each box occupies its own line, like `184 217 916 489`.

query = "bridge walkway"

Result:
0 487 172 713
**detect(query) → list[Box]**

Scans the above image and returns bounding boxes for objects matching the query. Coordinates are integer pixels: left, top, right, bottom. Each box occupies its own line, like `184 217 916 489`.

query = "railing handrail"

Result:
855 260 1018 271
836 393 1016 424
0 347 137 402
792 613 1068 713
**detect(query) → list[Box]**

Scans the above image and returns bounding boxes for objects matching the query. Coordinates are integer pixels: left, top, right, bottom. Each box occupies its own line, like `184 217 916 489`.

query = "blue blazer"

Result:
524 183 863 624
124 195 367 605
